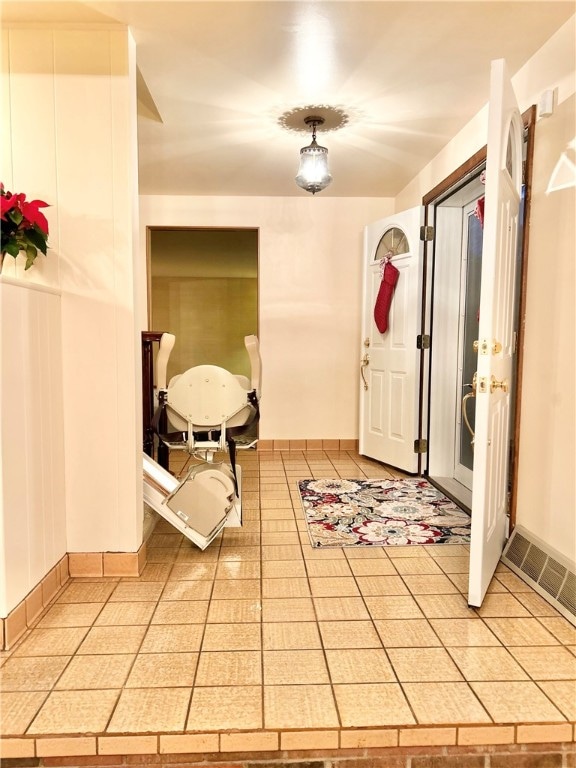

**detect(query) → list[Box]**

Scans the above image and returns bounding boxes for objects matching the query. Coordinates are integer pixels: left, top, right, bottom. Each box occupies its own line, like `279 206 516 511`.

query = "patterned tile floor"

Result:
1 450 575 758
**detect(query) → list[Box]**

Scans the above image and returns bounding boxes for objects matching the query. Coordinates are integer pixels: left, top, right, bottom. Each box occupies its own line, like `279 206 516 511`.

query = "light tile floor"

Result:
1 450 575 756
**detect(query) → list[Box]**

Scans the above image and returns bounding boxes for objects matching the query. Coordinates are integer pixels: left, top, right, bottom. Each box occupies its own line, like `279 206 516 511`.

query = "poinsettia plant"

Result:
1 184 49 270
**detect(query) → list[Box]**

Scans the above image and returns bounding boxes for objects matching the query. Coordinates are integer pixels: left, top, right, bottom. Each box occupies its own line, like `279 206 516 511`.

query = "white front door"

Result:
359 207 423 473
468 59 523 606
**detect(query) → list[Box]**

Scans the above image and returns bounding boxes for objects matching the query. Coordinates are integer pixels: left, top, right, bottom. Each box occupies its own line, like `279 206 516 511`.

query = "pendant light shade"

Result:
295 116 332 195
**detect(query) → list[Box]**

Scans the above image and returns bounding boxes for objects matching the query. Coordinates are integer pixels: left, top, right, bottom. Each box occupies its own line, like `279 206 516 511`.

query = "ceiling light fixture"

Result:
295 116 332 195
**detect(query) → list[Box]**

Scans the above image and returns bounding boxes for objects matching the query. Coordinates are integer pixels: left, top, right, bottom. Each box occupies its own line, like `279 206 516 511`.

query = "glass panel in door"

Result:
454 202 483 487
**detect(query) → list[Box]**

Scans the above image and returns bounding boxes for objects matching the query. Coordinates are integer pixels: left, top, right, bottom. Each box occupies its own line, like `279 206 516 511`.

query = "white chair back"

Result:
167 364 249 430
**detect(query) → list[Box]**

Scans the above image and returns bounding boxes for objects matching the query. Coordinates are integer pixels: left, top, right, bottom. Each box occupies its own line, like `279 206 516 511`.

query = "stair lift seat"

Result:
164 365 255 453
164 333 261 440
142 334 261 550
143 455 236 549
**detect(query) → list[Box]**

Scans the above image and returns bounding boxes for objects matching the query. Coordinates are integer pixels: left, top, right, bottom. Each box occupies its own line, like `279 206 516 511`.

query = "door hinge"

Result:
414 439 428 454
420 225 434 241
417 334 431 350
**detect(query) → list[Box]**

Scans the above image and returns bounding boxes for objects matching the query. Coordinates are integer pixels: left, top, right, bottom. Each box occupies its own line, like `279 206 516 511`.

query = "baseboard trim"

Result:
257 439 359 451
1 538 149 651
68 543 147 578
1 554 70 650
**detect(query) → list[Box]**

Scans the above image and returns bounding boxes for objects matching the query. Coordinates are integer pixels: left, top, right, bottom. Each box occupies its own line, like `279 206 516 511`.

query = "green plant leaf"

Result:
3 241 20 257
8 208 23 226
24 244 37 270
26 226 48 254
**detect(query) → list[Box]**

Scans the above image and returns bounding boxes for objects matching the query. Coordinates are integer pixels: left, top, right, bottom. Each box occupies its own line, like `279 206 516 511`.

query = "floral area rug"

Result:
298 477 471 548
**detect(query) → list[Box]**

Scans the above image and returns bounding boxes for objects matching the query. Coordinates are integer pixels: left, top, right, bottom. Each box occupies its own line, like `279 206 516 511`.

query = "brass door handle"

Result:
463 372 478 396
360 354 369 391
462 391 475 448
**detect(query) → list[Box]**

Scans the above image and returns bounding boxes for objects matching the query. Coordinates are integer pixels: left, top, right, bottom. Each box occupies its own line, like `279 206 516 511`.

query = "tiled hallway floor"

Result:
1 450 575 760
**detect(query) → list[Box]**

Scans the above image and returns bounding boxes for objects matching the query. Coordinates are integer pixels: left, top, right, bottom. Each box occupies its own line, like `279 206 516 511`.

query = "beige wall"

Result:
139 196 393 440
0 26 141 615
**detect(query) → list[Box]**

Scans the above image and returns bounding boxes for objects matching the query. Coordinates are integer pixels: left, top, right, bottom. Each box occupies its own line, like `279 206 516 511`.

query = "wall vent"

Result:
501 525 575 627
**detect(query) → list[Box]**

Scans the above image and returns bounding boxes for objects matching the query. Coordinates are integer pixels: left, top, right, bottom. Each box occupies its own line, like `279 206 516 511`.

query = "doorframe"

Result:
419 105 536 530
145 225 260 334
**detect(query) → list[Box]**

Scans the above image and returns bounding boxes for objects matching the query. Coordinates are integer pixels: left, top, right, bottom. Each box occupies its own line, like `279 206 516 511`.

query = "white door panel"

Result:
360 207 422 473
468 59 523 606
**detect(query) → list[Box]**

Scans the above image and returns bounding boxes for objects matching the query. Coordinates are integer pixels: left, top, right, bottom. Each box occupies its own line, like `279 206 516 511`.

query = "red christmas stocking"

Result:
374 260 400 334
474 195 485 228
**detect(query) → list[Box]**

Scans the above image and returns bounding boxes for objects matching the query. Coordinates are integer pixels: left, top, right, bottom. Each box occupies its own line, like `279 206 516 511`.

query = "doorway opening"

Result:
425 168 487 510
147 226 259 442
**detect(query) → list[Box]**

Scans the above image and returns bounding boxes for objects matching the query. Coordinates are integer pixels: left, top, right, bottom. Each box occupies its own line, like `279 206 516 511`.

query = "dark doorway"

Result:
148 227 259 385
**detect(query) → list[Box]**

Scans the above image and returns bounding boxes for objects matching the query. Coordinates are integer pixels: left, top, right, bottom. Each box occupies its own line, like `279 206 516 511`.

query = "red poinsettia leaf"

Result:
22 200 49 235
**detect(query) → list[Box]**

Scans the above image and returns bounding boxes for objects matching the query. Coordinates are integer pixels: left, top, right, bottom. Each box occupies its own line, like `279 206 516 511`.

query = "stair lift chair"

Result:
142 334 261 549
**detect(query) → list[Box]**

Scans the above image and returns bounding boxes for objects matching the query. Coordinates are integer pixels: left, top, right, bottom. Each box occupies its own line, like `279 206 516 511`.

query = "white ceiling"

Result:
2 1 574 197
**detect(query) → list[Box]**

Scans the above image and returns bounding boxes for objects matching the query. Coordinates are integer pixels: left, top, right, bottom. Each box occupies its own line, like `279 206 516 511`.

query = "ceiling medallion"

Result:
278 105 350 134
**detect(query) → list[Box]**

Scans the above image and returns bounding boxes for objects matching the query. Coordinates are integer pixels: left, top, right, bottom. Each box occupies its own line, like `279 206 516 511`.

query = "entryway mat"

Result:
298 477 471 548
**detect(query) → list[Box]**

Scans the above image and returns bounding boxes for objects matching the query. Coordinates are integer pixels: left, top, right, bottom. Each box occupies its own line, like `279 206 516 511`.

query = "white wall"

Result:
515 92 575 562
0 281 66 616
395 16 576 563
0 26 141 615
139 195 392 440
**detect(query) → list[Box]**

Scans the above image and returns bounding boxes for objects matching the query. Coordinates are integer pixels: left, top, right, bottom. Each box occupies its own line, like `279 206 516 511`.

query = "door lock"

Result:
473 339 503 355
490 376 509 394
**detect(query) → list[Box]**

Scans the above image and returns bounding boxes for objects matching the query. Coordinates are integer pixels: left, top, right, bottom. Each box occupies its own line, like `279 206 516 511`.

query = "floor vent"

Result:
501 525 575 627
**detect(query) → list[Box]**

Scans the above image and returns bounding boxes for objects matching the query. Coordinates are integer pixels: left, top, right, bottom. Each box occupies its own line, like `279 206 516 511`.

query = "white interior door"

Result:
468 59 523 606
359 207 422 473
